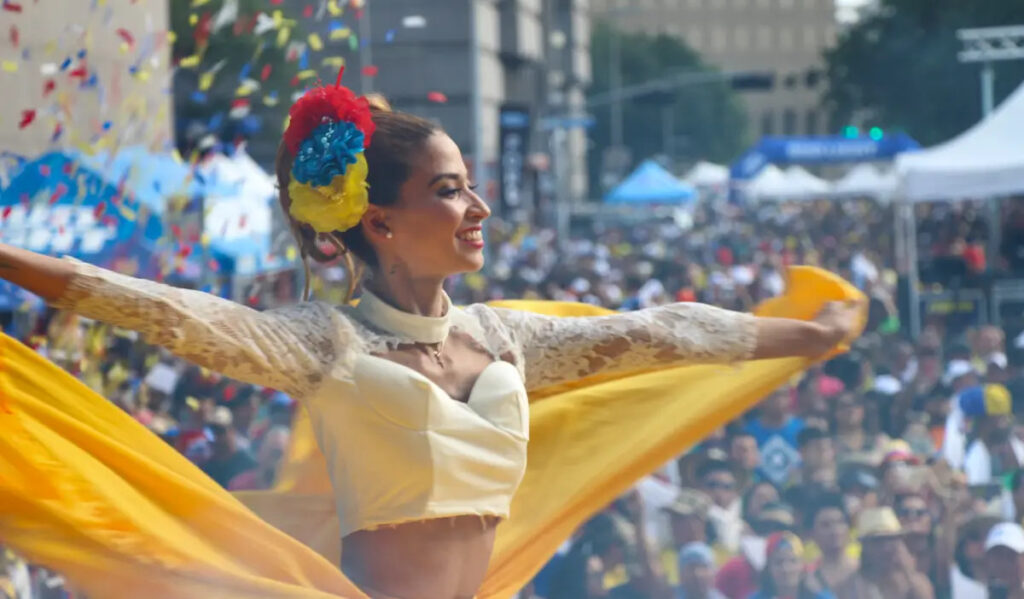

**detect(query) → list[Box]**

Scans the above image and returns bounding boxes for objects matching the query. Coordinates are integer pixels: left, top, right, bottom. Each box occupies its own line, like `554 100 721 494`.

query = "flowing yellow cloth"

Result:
0 267 862 599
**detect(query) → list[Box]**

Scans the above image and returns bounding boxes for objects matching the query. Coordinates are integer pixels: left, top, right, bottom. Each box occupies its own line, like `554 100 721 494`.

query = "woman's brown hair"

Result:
276 94 440 299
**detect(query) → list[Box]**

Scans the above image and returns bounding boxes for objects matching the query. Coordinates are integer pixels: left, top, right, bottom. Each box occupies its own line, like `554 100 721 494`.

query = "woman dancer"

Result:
0 75 861 599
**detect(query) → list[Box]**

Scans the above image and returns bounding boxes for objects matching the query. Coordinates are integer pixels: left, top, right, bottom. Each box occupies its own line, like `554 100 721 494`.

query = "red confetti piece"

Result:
102 216 117 227
171 224 183 239
38 164 50 176
239 214 247 228
290 74 300 87
207 259 220 272
43 79 55 96
260 64 272 81
93 202 106 219
2 2 22 13
1 206 12 220
178 245 193 258
269 0 282 4
18 109 35 129
247 295 259 306
427 91 448 104
231 98 250 109
302 4 313 18
49 183 68 204
116 28 134 47
58 225 65 235
62 161 74 175
9 25 18 48
361 65 378 77
223 385 237 402
69 66 87 79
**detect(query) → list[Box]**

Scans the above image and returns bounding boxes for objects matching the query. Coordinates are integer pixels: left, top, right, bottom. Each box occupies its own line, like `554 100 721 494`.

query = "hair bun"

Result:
366 93 393 113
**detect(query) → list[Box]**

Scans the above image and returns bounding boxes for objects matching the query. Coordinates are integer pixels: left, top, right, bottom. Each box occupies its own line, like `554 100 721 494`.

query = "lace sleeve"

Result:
491 302 758 390
50 258 346 397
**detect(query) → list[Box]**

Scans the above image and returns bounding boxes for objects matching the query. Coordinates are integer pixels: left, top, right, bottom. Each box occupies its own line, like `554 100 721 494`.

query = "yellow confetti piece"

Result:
199 71 214 91
179 55 201 68
185 397 200 411
330 27 351 41
120 42 131 54
167 31 177 43
200 233 211 247
1 61 17 73
235 83 254 97
327 0 343 16
192 0 212 6
264 94 280 107
189 13 198 26
286 246 298 261
308 33 324 52
171 149 183 164
134 69 151 82
117 205 137 222
272 10 284 27
297 69 317 80
321 56 345 68
276 27 291 48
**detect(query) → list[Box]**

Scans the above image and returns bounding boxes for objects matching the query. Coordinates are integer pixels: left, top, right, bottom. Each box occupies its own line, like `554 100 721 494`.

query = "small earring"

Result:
385 231 393 239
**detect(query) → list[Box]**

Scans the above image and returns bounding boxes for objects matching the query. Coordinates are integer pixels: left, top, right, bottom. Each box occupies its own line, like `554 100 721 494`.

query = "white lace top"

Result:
53 258 759 535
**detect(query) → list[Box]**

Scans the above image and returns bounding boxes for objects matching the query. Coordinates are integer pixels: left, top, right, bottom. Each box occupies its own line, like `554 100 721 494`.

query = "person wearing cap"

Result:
749 532 835 599
200 406 257 488
845 507 934 599
985 522 1024 599
960 384 1024 486
676 543 726 599
837 460 880 525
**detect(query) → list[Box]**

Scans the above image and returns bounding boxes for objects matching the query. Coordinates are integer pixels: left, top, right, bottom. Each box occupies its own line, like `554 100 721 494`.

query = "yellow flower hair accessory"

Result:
288 153 369 234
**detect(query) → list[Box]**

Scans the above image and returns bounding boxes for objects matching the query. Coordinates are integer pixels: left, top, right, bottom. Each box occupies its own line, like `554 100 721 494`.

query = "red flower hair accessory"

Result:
283 67 376 154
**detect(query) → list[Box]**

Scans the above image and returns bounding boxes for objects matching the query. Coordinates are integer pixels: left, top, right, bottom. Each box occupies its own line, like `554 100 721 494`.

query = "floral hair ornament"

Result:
284 66 376 234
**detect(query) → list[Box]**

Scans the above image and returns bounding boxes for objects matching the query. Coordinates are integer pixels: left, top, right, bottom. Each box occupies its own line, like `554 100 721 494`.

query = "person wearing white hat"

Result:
985 522 1024 599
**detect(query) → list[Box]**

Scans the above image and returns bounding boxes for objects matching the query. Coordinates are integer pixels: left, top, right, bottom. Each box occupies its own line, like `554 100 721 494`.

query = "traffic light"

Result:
842 126 859 138
868 127 884 140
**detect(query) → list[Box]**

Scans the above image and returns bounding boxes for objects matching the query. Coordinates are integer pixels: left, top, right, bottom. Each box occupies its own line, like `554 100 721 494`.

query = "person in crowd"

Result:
676 543 726 599
832 391 888 462
744 387 806 488
805 493 857 597
660 489 729 588
698 458 743 553
549 513 630 599
844 507 935 599
985 522 1024 599
786 425 837 506
959 384 1023 485
749 532 835 599
837 460 880 526
200 406 257 488
952 511 1003 599
729 431 764 495
715 502 796 599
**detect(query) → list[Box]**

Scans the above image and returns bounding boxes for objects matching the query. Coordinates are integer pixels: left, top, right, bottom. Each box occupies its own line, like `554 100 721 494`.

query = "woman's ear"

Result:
361 205 392 241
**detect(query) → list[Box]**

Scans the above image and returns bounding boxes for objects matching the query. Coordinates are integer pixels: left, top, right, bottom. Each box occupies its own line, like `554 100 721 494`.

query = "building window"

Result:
805 110 818 135
689 27 705 48
734 26 750 50
803 26 817 49
714 27 729 51
783 109 797 135
779 28 794 50
761 111 775 136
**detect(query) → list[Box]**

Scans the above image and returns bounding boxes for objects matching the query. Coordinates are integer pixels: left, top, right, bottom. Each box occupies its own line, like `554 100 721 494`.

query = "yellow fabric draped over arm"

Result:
0 266 863 599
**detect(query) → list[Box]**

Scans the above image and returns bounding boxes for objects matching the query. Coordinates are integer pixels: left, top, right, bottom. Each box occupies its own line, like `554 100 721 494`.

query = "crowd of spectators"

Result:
4 195 1024 598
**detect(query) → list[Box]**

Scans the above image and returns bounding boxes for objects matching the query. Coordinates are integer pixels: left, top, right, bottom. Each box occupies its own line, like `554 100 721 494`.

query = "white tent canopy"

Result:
784 166 831 196
831 163 898 200
683 161 729 188
746 164 797 201
897 80 1024 202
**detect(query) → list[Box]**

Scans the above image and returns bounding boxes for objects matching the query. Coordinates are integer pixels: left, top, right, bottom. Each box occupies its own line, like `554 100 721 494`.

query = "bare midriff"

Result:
341 515 501 599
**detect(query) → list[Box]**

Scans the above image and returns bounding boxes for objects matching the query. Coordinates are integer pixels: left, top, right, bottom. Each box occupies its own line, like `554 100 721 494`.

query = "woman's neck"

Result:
363 272 447 317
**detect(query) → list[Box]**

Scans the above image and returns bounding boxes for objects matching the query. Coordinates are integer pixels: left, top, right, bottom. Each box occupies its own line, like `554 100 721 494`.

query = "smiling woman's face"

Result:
365 132 491 279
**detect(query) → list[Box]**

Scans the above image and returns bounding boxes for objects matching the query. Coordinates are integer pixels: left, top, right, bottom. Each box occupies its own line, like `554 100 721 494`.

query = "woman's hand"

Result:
812 299 865 348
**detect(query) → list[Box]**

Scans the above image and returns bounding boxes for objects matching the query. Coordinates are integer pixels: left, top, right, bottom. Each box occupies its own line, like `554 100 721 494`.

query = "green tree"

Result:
588 21 749 191
824 0 1024 146
170 0 307 162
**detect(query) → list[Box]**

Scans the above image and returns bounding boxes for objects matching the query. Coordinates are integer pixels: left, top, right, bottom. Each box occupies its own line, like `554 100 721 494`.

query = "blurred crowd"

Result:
6 196 1024 598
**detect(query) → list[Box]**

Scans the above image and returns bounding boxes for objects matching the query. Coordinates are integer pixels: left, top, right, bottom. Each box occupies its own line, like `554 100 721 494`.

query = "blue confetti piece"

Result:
329 20 343 32
208 112 224 130
299 48 309 70
128 64 138 75
60 57 72 70
102 121 112 131
77 49 87 59
361 38 369 49
385 29 396 42
191 91 207 103
239 62 251 81
21 48 29 60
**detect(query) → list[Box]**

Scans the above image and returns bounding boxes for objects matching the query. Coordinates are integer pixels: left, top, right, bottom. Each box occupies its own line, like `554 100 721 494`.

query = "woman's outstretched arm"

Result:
0 243 346 397
490 299 860 391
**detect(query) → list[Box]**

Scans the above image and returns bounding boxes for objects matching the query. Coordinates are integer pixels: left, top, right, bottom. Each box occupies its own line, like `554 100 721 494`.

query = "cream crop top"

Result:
52 258 758 536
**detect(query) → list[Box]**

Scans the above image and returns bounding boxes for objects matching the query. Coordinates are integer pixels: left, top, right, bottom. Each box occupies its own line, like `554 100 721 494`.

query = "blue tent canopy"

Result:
604 160 697 205
0 151 166 278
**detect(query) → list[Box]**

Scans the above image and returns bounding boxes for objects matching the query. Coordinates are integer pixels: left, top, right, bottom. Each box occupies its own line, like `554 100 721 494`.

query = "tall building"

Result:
591 0 837 141
288 0 592 220
0 1 173 168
